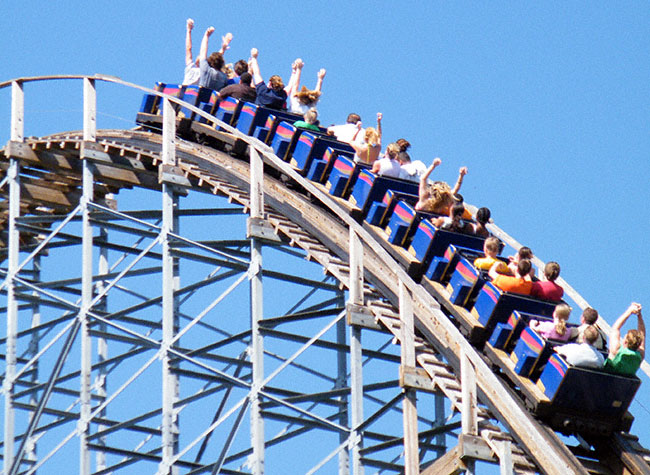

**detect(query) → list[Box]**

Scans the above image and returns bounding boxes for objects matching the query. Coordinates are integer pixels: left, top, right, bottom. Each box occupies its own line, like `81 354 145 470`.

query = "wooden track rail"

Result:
1 75 649 474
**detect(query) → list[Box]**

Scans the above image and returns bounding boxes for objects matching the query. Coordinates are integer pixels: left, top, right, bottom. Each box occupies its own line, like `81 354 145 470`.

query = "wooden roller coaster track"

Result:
1 75 649 474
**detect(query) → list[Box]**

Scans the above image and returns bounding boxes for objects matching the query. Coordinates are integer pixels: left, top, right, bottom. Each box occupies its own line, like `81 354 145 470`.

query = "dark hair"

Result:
517 258 532 277
346 113 361 124
453 193 464 204
518 246 533 260
544 261 560 282
234 59 248 76
396 138 411 152
207 52 225 71
398 151 411 164
451 202 465 219
582 307 599 325
239 72 252 85
476 207 491 225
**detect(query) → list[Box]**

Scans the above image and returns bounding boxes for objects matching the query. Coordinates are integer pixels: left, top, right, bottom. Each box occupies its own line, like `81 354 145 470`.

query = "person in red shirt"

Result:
530 261 564 301
489 258 533 295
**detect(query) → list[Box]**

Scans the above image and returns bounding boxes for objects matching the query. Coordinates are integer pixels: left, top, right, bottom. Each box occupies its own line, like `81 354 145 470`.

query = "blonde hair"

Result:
386 143 400 159
423 182 453 214
484 236 500 254
553 303 571 336
365 127 380 146
304 107 318 125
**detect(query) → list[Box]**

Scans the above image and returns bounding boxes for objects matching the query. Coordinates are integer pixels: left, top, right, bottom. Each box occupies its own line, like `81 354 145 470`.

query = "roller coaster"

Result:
1 74 649 474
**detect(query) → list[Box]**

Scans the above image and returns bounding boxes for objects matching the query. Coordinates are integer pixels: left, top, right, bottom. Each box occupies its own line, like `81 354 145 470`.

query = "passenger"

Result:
248 48 288 110
488 258 533 295
473 207 491 238
396 138 411 152
327 113 364 144
570 307 607 351
182 19 202 86
371 142 401 177
228 59 249 84
530 261 564 302
293 107 320 132
507 246 535 278
349 113 383 165
397 151 428 183
287 61 326 115
604 303 645 376
554 325 605 368
414 159 468 215
431 202 473 234
474 236 508 272
197 27 232 91
217 72 257 102
530 303 572 342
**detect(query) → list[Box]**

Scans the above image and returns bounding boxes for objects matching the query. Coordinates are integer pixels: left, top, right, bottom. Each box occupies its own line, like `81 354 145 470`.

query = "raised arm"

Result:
451 166 468 194
248 48 263 85
285 58 303 97
376 112 383 143
417 158 442 203
185 19 195 66
608 303 641 359
198 26 215 62
638 307 645 358
315 68 326 93
218 32 233 55
349 122 368 155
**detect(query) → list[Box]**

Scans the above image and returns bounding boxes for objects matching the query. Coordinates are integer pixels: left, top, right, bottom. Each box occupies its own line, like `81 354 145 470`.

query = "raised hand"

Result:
187 18 194 30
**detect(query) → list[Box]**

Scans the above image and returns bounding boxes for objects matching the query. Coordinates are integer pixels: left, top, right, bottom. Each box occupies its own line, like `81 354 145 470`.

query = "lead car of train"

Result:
135 82 641 437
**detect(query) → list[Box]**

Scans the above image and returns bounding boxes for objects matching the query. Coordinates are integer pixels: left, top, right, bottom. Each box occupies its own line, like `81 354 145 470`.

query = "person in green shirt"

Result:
604 302 645 376
293 108 321 132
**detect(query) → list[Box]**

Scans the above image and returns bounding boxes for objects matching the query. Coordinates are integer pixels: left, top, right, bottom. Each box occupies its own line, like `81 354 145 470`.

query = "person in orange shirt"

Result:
488 258 533 295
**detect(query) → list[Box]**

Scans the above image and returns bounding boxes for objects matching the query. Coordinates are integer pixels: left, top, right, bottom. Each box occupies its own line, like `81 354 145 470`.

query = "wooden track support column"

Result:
79 77 97 475
347 229 364 475
399 281 419 474
160 97 181 475
3 79 24 474
460 348 478 474
336 290 350 475
248 146 265 475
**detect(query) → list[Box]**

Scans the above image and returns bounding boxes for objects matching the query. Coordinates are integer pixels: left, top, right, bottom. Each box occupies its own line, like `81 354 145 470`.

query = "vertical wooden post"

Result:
249 147 265 474
399 281 419 474
160 97 180 475
4 79 24 474
79 77 97 475
348 229 364 475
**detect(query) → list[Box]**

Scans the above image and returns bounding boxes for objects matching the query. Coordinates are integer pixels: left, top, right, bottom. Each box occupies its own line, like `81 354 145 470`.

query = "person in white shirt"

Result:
182 19 232 87
327 113 364 144
397 150 428 182
372 143 401 178
555 325 604 369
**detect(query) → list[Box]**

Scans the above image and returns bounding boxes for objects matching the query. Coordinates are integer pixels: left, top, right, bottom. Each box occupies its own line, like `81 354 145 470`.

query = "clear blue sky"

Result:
2 1 649 469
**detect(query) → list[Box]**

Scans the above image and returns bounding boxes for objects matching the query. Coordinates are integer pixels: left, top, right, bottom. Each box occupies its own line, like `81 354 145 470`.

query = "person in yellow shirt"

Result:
474 236 508 273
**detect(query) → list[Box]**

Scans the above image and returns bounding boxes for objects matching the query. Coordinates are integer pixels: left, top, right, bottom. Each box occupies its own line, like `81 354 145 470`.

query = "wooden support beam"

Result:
420 444 466 475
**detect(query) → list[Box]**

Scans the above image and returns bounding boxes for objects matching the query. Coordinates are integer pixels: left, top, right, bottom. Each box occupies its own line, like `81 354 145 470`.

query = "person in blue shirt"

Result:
248 48 288 110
